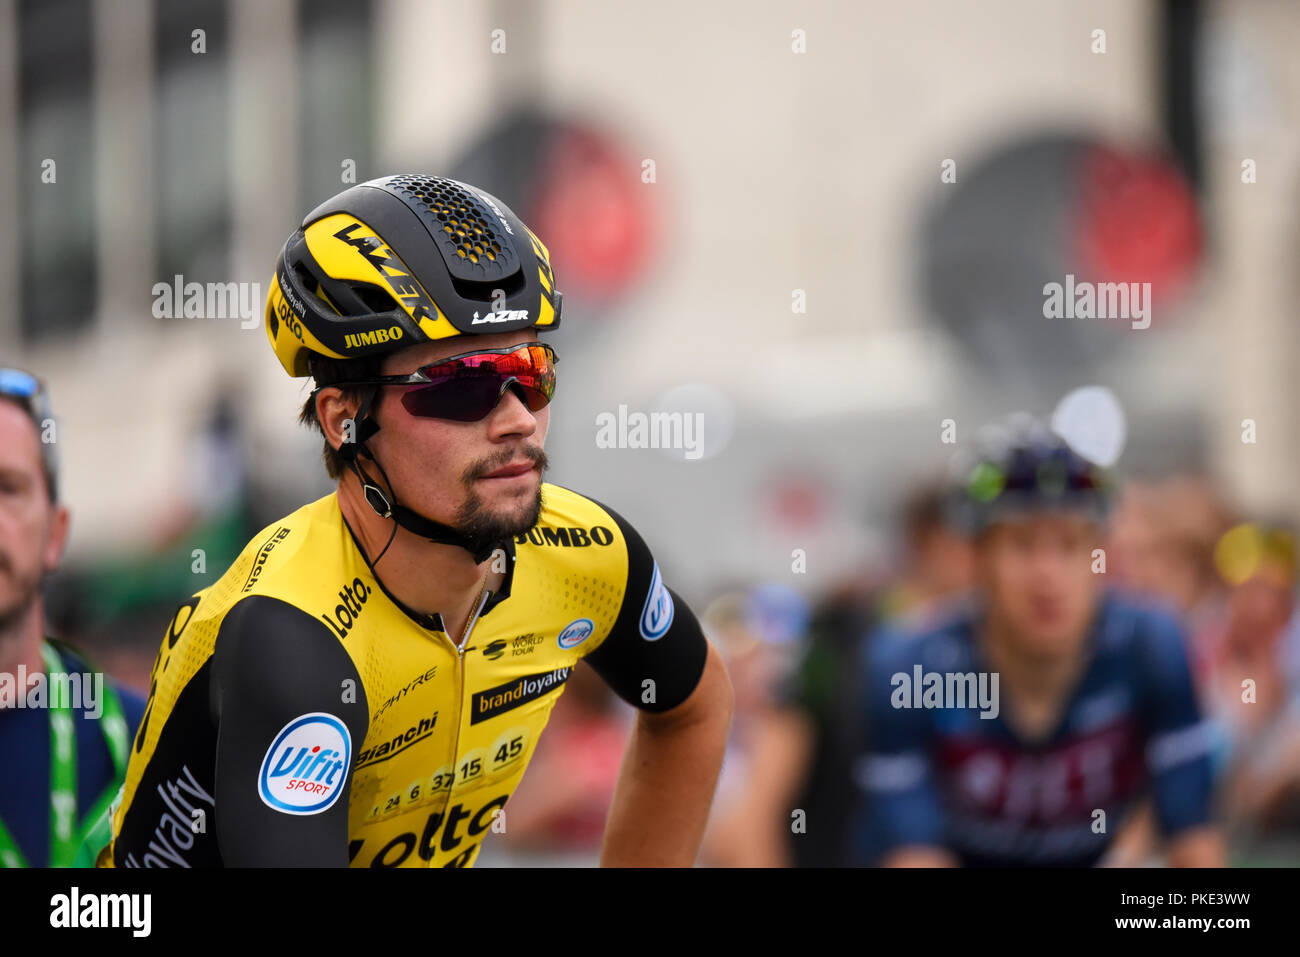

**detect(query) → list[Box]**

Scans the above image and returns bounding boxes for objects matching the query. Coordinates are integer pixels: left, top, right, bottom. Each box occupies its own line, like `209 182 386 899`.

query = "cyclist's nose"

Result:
488 381 538 435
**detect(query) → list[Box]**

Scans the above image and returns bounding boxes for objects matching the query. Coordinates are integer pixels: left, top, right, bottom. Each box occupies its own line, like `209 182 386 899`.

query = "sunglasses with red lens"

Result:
327 342 558 423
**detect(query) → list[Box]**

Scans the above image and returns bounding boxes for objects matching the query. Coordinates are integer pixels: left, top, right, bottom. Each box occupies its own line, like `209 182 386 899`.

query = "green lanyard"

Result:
0 641 128 867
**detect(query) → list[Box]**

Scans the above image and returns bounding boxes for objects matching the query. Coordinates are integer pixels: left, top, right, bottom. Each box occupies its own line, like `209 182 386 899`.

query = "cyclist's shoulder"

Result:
524 482 637 552
537 481 625 524
1092 587 1189 659
192 495 346 620
516 485 661 609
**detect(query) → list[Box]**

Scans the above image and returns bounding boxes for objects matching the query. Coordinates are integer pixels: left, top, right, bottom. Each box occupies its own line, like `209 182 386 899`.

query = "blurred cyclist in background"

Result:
0 368 145 867
1064 473 1236 864
852 415 1223 867
776 481 974 867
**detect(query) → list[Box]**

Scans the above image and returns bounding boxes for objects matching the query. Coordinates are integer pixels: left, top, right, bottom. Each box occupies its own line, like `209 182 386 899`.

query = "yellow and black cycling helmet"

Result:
265 173 562 378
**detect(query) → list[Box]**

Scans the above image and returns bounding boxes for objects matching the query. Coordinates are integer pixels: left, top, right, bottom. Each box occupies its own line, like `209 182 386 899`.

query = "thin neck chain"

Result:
457 565 492 647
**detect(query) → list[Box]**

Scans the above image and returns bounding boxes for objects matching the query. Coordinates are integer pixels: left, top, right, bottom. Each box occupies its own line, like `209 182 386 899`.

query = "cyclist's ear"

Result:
315 387 362 459
43 501 70 573
337 416 380 463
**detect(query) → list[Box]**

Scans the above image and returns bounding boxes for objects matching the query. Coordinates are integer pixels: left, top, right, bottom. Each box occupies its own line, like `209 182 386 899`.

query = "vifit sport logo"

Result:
639 562 674 641
258 713 351 815
557 618 594 650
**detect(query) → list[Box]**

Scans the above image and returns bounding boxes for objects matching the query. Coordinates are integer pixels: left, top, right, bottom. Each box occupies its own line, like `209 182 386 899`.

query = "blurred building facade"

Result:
0 0 1297 607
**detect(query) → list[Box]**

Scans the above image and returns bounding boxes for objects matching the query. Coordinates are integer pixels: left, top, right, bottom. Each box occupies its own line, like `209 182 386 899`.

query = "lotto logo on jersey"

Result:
639 562 674 641
557 618 594 650
258 713 351 815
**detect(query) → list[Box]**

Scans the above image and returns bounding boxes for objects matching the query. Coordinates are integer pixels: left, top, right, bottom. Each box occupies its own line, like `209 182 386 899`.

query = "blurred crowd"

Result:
11 387 1300 867
17 398 1300 868
481 467 1300 867
4 352 1294 870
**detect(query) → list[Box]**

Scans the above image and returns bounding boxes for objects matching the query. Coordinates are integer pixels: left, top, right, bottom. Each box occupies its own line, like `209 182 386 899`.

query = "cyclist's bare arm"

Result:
881 846 958 867
576 498 731 867
600 641 732 867
1165 825 1225 867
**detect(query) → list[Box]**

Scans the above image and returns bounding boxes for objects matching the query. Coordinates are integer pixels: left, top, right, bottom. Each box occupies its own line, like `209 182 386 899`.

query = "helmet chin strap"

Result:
339 388 505 565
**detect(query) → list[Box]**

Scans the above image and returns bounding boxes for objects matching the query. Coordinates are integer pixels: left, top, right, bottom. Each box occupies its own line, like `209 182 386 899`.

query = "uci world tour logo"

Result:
258 712 351 815
639 563 674 641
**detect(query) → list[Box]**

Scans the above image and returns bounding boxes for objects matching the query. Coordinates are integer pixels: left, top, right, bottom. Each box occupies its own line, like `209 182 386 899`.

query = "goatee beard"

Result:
452 484 545 556
451 445 549 554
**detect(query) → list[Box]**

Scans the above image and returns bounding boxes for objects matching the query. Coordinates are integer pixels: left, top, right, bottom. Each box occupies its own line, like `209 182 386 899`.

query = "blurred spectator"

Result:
0 368 146 868
876 480 976 629
1201 521 1300 862
775 481 974 867
697 586 809 867
1108 475 1233 676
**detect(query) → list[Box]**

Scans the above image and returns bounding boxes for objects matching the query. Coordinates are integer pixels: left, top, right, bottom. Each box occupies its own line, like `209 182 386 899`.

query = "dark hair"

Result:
901 480 949 546
0 394 57 502
299 354 384 479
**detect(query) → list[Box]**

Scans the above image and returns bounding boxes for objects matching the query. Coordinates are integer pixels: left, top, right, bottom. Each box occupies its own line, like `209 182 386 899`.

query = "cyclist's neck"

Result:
978 606 1092 701
334 481 501 631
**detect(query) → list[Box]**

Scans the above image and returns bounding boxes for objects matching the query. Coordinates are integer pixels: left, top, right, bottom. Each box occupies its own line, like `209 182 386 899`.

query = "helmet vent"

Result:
377 174 519 283
351 284 398 314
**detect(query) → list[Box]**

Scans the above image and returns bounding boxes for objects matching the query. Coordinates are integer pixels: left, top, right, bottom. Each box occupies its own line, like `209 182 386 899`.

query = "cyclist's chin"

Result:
456 478 543 542
1008 612 1091 657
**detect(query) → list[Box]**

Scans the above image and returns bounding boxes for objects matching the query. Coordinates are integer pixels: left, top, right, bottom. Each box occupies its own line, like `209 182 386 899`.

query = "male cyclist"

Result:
853 417 1222 866
101 174 732 867
0 368 145 867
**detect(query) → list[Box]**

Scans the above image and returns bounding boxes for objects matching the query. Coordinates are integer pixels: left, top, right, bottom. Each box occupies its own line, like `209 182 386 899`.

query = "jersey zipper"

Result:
432 584 492 866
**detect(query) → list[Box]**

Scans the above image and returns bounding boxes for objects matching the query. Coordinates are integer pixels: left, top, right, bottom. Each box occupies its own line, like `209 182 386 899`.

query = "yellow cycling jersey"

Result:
102 483 705 868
